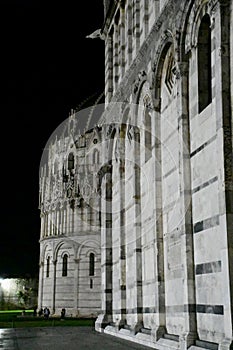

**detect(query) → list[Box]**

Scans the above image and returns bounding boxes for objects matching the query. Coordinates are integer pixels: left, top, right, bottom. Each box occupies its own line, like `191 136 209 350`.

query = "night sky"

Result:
0 1 105 278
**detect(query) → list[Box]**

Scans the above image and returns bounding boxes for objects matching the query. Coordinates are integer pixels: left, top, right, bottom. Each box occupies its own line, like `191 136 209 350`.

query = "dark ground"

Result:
0 327 153 350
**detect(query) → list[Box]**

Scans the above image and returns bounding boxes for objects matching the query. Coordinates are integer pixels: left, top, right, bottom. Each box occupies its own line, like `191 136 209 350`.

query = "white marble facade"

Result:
95 0 233 349
38 0 233 348
38 117 102 317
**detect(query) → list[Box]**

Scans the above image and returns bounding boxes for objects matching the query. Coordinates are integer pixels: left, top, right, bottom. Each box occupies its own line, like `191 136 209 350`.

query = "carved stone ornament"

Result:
133 70 147 94
143 94 153 110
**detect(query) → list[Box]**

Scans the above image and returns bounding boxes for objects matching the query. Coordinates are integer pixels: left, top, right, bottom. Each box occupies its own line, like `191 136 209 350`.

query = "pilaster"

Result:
151 108 166 341
52 259 57 314
176 61 198 348
214 1 233 346
73 258 80 315
38 261 44 310
96 171 113 332
131 127 143 334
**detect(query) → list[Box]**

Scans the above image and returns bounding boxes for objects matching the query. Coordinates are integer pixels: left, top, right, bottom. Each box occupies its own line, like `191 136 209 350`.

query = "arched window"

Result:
93 149 100 164
89 253 95 276
198 14 212 113
68 153 74 171
62 254 68 277
80 198 85 222
46 257 50 278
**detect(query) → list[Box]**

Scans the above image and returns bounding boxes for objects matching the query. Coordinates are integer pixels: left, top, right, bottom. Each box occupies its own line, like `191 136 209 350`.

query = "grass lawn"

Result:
0 311 33 322
0 311 94 328
0 310 33 313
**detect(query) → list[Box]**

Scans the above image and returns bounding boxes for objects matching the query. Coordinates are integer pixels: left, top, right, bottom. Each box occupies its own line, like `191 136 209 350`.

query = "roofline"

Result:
101 0 118 37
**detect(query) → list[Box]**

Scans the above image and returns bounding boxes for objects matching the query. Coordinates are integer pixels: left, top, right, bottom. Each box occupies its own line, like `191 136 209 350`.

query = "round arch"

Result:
85 249 98 258
185 0 211 54
151 32 174 111
76 238 100 260
41 243 52 263
53 239 76 261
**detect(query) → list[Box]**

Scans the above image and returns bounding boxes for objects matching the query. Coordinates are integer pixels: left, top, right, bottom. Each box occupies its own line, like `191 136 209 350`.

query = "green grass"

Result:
0 314 94 329
0 310 33 313
0 311 33 322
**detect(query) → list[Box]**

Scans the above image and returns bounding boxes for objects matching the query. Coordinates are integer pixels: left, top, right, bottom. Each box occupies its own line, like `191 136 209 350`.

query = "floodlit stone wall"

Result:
38 0 232 348
38 118 101 317
96 1 233 349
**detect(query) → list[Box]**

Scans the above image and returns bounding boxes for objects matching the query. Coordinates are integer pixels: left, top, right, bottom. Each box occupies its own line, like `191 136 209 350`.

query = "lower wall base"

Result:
103 325 180 349
104 325 158 349
95 316 232 350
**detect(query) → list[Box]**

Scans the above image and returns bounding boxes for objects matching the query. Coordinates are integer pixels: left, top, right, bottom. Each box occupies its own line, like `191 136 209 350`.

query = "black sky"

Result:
0 1 105 278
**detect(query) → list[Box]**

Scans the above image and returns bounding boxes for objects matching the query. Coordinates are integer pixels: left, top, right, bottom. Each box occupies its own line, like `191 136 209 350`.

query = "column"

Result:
119 127 127 328
105 171 113 321
132 0 140 58
71 207 74 233
126 0 133 67
214 2 233 348
151 108 166 341
134 128 143 333
142 0 149 40
52 260 57 314
73 259 80 316
40 215 44 239
69 206 72 233
95 170 113 331
63 206 67 234
126 126 143 334
56 210 60 235
176 62 197 349
105 29 113 103
47 212 50 236
51 212 54 236
113 19 119 92
38 261 44 310
59 209 62 235
54 211 58 235
120 6 126 79
45 214 48 237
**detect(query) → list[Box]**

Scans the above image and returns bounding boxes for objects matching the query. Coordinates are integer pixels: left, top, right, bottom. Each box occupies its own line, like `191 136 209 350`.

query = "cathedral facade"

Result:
38 0 233 349
95 0 233 349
